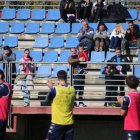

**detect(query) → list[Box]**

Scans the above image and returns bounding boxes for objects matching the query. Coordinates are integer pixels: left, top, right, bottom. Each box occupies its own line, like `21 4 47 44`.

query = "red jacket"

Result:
0 82 12 121
78 51 89 62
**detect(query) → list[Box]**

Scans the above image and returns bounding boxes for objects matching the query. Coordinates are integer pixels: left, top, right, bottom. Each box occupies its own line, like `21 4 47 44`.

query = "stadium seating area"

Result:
0 7 140 107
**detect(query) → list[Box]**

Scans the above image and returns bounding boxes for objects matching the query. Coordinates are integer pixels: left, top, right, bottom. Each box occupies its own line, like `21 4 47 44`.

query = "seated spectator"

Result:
68 48 87 107
77 20 94 60
77 44 88 74
109 23 125 51
121 21 140 55
89 0 107 22
59 0 76 24
19 49 35 107
77 0 93 21
93 22 110 51
0 46 16 88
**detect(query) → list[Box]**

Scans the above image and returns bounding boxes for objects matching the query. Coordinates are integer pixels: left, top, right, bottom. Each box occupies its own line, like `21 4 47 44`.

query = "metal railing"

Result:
1 61 140 127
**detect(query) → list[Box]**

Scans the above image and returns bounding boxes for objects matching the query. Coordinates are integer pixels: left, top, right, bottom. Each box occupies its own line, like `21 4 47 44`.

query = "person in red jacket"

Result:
0 69 12 140
117 75 140 140
77 44 89 74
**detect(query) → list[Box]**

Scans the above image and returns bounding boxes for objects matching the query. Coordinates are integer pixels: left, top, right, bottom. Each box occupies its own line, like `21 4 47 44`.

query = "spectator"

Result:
102 61 117 107
77 0 93 21
77 44 88 73
68 48 87 107
0 69 12 140
109 23 125 51
93 22 110 51
46 70 75 140
89 0 106 22
0 46 16 88
117 75 140 140
59 0 76 24
77 20 94 60
19 49 35 107
110 48 130 97
121 21 140 55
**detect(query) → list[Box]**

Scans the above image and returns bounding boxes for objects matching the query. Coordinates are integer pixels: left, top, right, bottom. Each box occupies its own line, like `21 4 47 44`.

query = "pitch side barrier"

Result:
4 61 139 105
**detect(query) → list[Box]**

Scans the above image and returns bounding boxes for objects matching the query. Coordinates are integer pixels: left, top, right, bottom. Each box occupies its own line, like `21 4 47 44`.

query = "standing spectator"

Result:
77 44 88 73
109 23 125 51
0 46 16 88
19 49 35 107
77 0 93 21
93 22 110 51
102 61 117 107
68 48 87 107
110 48 130 97
46 70 75 140
121 21 140 55
117 75 140 140
89 0 106 22
77 20 94 60
59 0 76 24
0 69 12 140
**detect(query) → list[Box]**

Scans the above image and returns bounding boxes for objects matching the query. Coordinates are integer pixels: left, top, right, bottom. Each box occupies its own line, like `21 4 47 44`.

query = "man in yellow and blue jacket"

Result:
46 70 75 140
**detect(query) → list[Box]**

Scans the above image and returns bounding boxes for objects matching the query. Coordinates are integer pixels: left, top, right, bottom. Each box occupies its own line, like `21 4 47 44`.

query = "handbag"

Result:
18 70 27 79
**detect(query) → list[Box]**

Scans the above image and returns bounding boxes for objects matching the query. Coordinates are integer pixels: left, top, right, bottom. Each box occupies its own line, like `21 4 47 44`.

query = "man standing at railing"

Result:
117 75 140 140
0 46 16 88
110 47 130 99
0 69 12 140
45 70 75 140
68 47 87 107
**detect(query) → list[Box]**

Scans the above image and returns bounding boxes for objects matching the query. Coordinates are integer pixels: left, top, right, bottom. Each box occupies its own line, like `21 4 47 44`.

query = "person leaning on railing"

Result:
0 46 16 88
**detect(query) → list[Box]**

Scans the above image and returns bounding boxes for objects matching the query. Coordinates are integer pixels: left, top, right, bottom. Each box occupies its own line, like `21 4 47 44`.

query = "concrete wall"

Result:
6 115 124 140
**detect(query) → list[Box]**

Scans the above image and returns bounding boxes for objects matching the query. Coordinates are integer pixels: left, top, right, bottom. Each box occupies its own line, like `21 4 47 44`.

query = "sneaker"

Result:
24 103 30 107
78 102 87 107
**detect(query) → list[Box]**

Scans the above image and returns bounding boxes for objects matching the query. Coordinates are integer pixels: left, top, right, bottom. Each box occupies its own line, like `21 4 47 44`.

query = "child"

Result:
117 75 140 140
77 44 88 74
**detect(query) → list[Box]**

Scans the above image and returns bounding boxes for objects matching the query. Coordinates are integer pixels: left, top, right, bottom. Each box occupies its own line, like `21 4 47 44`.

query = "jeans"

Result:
21 80 30 104
110 36 121 49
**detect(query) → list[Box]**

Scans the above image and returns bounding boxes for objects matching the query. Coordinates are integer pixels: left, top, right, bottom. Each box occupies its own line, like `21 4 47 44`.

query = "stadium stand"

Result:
0 36 3 47
30 50 43 62
34 36 48 48
48 37 64 48
14 50 24 61
134 65 140 78
55 23 70 34
4 36 18 48
36 65 52 78
10 22 25 34
31 9 46 21
0 22 9 34
65 37 79 48
47 9 61 21
99 66 105 78
16 9 31 20
53 65 68 77
44 51 58 62
59 51 71 62
90 51 105 62
105 51 116 61
25 22 40 34
126 9 138 20
1 8 16 20
40 23 55 34
71 23 82 34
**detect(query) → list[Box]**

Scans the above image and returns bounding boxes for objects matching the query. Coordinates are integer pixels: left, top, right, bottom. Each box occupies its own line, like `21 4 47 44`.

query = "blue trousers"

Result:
47 123 74 140
110 36 121 49
125 131 140 140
